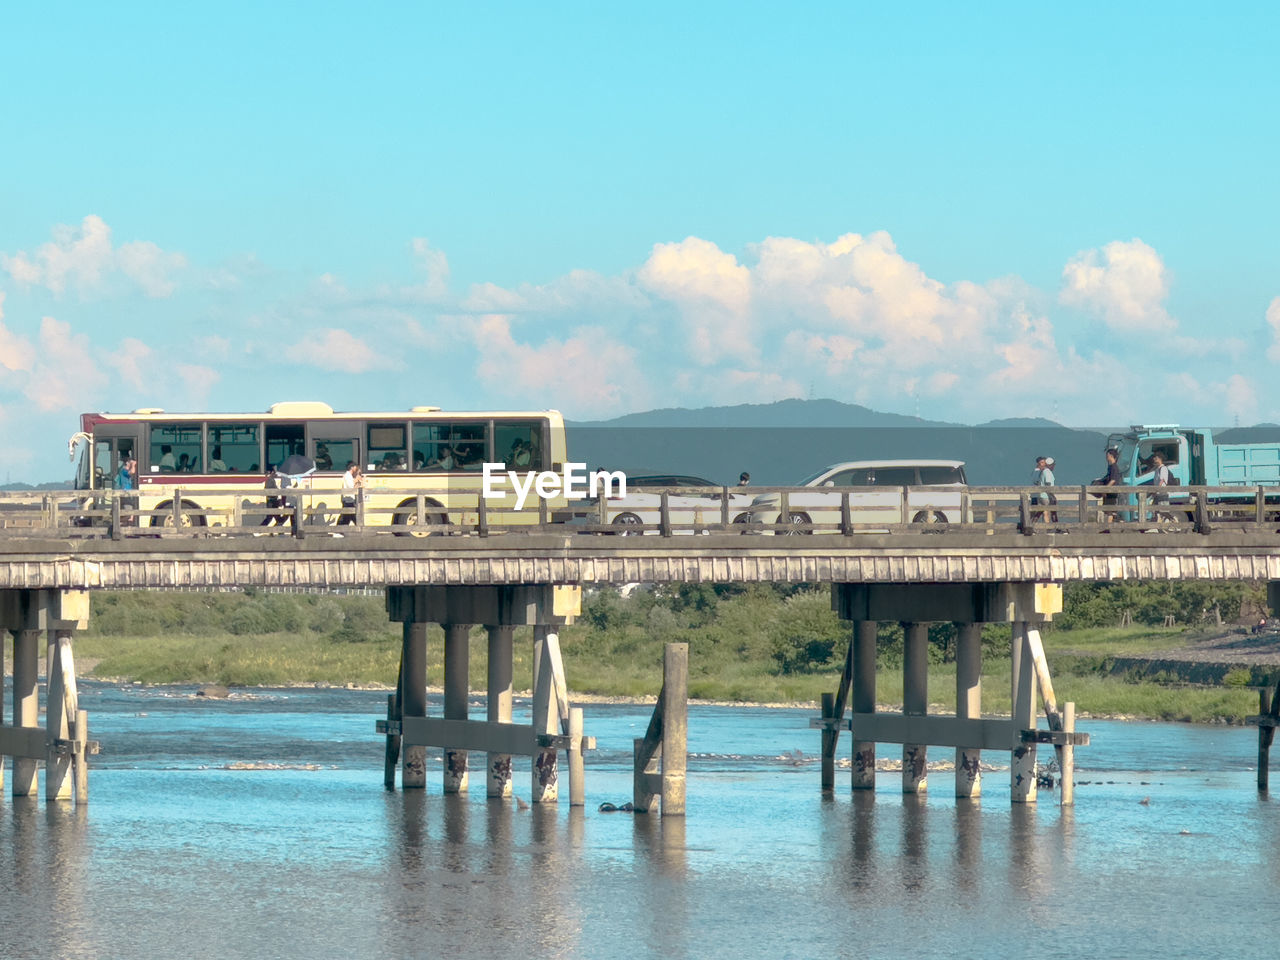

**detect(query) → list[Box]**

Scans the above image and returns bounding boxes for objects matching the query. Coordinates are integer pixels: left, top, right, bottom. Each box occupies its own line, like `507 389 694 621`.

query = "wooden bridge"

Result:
0 484 1277 813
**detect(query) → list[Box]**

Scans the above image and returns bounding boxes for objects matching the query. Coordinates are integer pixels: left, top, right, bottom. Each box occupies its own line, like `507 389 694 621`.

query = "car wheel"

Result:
911 510 949 531
611 512 644 535
780 512 812 535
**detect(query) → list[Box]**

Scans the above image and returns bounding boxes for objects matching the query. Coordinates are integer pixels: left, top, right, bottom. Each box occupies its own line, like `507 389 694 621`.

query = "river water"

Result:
1 682 1277 960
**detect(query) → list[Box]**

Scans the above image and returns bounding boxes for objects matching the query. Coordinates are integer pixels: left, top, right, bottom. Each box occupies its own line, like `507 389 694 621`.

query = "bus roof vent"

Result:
269 402 335 417
132 407 166 414
410 405 442 413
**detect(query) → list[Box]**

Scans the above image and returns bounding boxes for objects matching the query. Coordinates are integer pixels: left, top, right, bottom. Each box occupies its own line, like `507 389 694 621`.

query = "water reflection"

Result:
900 794 927 893
952 801 983 894
631 815 689 958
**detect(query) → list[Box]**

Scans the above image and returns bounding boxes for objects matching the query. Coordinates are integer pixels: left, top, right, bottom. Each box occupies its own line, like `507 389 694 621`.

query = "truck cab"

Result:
1107 425 1195 488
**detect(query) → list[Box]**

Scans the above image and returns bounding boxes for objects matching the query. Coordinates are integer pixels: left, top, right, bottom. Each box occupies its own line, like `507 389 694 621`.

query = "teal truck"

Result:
1106 424 1280 498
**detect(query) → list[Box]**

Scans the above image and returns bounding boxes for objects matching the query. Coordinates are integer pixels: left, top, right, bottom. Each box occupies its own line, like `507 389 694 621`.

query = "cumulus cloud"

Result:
292 327 397 374
471 315 648 413
1267 297 1280 363
638 237 755 365
1 215 187 299
1059 238 1172 331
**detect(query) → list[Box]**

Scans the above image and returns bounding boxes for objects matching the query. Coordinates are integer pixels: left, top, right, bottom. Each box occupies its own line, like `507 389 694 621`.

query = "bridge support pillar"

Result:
0 590 93 804
486 625 515 798
443 623 472 794
383 585 589 805
955 622 983 798
902 622 928 794
828 582 1084 807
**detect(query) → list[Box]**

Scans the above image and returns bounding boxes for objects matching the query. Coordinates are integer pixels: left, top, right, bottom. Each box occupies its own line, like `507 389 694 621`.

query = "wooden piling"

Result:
531 626 559 803
902 621 928 793
1061 702 1076 805
1010 622 1038 803
821 637 855 793
44 631 77 801
1258 684 1279 792
955 622 982 798
443 623 471 794
12 628 39 797
569 707 585 807
660 643 688 816
401 621 428 789
851 621 877 791
486 625 515 798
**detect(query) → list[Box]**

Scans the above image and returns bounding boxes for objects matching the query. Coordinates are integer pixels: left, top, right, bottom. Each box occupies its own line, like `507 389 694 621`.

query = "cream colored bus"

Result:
69 402 568 531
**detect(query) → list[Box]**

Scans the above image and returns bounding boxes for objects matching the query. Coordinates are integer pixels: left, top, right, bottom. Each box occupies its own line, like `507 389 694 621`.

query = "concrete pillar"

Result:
955 622 983 798
902 622 928 794
531 626 559 803
401 621 428 789
443 623 471 794
12 628 38 796
486 625 515 798
1011 621 1038 803
851 621 877 790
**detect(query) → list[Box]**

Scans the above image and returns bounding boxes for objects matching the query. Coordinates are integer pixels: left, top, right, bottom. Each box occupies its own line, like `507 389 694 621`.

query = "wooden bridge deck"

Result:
0 530 1277 589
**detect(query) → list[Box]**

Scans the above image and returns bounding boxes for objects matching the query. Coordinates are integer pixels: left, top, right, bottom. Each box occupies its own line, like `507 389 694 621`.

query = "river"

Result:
1 682 1277 959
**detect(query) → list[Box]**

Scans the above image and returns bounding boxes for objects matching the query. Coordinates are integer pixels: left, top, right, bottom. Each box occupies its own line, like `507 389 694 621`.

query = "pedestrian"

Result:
116 454 139 526
339 461 364 525
738 472 751 486
1151 452 1173 523
261 465 289 527
1094 448 1123 525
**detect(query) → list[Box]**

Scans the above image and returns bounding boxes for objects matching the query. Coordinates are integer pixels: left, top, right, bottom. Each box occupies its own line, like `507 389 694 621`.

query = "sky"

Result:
2 2 1279 481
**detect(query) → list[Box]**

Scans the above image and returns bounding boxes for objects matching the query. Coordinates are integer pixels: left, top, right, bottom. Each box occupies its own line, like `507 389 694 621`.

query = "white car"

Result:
591 474 756 534
746 460 968 532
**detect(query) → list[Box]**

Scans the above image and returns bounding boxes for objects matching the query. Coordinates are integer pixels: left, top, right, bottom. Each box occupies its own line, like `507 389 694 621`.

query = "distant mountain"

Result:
571 398 959 429
0 481 72 491
567 399 1111 486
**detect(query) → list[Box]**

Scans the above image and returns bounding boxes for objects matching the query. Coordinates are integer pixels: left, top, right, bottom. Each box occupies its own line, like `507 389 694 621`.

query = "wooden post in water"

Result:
443 623 471 793
401 621 428 789
45 630 78 801
1061 702 1076 805
12 627 39 797
1257 680 1280 792
486 625 515 798
851 621 877 791
1010 621 1038 803
955 622 983 798
821 637 854 792
531 626 559 803
902 621 928 793
660 642 688 815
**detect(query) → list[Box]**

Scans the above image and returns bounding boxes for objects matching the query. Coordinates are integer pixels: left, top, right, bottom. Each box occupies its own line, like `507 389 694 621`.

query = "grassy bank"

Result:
40 587 1273 724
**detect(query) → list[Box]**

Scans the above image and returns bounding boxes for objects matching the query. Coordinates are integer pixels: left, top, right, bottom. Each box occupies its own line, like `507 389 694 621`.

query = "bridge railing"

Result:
0 483 1277 539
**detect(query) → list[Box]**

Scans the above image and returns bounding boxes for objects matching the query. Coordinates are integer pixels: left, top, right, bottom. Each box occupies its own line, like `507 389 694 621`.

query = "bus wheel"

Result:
150 500 205 528
395 501 447 537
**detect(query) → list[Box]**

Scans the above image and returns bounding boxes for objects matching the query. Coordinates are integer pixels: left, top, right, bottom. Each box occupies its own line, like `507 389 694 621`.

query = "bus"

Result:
69 402 569 531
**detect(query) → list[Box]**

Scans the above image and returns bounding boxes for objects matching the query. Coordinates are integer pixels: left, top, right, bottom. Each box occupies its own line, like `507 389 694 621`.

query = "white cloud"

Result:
1267 297 1280 363
1059 238 1172 331
471 315 649 413
292 327 397 374
1221 373 1259 424
1 215 187 299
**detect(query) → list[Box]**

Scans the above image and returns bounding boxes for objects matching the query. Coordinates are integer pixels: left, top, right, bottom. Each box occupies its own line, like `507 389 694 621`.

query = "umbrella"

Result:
276 454 316 480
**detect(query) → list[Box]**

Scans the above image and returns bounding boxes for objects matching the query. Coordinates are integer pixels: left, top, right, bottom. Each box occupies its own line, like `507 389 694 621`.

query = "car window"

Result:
872 467 917 486
919 466 965 484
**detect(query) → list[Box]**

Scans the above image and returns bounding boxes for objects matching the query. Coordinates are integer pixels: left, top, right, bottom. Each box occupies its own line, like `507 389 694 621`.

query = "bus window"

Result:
412 422 486 472
265 423 305 471
494 420 545 470
151 424 202 474
449 423 486 472
208 423 261 474
367 422 408 472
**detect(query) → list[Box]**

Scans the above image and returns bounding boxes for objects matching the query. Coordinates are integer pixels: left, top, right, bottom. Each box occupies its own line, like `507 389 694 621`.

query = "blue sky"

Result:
2 2 1279 480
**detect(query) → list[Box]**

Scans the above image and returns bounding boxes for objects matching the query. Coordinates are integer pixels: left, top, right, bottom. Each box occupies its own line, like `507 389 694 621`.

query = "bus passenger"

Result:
210 446 227 472
159 445 176 471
